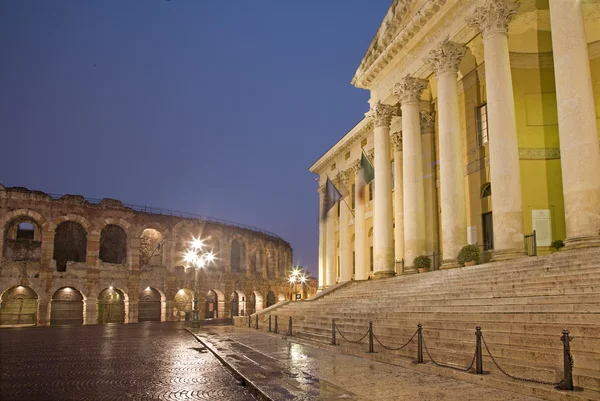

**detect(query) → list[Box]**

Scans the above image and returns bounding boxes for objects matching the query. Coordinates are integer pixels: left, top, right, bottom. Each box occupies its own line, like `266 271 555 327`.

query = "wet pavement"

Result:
190 326 545 401
0 322 255 401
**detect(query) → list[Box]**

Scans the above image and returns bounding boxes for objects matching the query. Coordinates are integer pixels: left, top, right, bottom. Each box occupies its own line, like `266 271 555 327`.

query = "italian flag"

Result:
357 149 374 203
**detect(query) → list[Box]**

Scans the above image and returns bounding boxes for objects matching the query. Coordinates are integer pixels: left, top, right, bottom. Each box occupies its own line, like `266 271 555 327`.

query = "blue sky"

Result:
0 0 391 276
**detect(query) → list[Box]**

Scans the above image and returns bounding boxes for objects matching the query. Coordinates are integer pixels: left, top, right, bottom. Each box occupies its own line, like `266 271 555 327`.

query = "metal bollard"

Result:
369 320 374 353
475 326 483 374
274 315 278 334
248 315 251 328
288 316 293 337
417 324 423 364
332 319 336 345
256 314 259 330
561 329 574 390
268 315 272 332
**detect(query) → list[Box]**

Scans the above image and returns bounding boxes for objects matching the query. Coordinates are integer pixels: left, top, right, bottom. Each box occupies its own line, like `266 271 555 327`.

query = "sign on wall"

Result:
295 294 301 300
532 209 552 247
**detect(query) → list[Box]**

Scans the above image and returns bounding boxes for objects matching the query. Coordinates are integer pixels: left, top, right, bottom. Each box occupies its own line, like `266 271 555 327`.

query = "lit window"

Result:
476 104 488 145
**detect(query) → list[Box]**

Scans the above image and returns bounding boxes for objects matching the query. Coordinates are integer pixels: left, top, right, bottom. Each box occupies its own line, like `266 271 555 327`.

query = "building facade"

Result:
310 0 600 289
0 185 304 326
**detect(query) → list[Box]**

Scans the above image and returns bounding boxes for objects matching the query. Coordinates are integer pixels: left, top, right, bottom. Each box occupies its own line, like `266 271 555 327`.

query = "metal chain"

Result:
261 315 271 323
481 333 562 386
422 336 476 372
372 329 418 351
335 325 370 344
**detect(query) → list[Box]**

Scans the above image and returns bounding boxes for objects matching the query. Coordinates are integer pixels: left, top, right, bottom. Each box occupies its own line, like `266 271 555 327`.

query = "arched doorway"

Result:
174 288 193 320
205 290 218 319
97 288 125 324
138 287 161 322
266 291 276 308
0 286 38 326
50 287 83 326
230 291 239 317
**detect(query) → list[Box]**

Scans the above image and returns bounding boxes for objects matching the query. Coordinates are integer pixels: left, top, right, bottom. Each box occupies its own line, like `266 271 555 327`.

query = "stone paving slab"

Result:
189 326 545 401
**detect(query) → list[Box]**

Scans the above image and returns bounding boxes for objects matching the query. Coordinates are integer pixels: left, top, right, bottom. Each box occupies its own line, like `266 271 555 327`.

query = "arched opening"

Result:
99 224 127 264
230 291 239 317
0 286 38 326
249 250 258 275
230 240 245 273
138 287 161 322
205 290 218 319
278 293 286 303
50 287 83 326
266 245 276 278
204 234 222 269
174 288 193 320
278 249 285 277
3 217 42 261
54 221 87 272
481 182 492 198
139 229 162 267
97 288 125 324
266 291 276 308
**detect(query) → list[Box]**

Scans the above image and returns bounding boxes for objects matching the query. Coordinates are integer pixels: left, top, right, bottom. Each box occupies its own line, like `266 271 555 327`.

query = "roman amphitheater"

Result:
0 185 312 327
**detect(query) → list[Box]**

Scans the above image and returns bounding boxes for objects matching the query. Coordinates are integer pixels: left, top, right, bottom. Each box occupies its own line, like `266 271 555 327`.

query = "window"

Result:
369 181 374 201
481 182 492 198
476 104 489 145
16 222 35 240
369 247 374 271
351 184 356 209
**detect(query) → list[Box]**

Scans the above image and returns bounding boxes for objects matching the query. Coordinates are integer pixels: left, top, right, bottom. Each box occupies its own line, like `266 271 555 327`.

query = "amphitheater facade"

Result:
0 185 311 327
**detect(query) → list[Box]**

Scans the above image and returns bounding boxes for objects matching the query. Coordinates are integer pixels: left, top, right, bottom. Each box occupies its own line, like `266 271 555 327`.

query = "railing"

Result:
46 192 283 239
524 230 537 256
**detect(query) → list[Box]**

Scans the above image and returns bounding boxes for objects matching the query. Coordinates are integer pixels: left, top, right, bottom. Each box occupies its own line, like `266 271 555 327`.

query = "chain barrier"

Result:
261 315 270 323
335 325 370 344
372 329 419 351
422 335 477 372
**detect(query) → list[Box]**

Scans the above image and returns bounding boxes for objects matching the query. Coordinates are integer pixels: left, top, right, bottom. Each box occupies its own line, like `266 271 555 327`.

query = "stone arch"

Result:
99 224 128 265
172 220 205 264
0 285 39 326
97 287 129 324
230 290 246 317
249 290 263 314
205 288 225 319
139 285 167 322
0 209 46 229
50 287 84 326
230 238 246 273
249 241 264 277
54 221 87 271
138 287 162 322
265 243 276 278
174 288 193 320
52 214 92 233
133 222 167 238
266 290 276 307
277 246 286 277
2 216 43 262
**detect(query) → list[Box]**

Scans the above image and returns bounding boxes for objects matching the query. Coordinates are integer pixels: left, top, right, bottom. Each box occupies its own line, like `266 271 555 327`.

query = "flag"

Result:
321 176 342 220
357 149 374 203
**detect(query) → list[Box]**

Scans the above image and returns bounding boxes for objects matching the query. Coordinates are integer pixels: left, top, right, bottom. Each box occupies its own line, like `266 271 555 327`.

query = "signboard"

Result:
532 209 552 247
467 226 477 245
295 294 301 300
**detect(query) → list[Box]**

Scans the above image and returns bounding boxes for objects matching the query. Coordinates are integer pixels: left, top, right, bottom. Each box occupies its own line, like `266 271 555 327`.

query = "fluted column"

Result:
393 76 427 269
317 185 326 290
549 0 600 248
366 101 396 279
338 171 353 282
325 204 337 287
425 41 467 267
468 0 525 259
391 132 405 273
351 160 368 280
420 111 439 259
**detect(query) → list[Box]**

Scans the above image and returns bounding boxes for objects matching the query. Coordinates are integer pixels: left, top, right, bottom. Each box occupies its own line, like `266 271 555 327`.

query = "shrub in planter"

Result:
414 255 431 273
551 239 565 251
457 244 481 266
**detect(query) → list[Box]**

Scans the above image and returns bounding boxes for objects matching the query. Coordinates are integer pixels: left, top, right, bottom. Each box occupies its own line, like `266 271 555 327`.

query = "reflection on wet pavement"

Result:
0 322 255 401
191 326 544 401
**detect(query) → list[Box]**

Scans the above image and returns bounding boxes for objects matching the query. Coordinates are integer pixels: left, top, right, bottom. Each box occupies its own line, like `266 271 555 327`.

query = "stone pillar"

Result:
40 226 56 269
391 132 405 273
549 0 600 248
338 171 353 282
38 298 51 326
317 185 327 289
420 111 439 259
351 160 368 280
84 298 98 325
245 247 252 278
393 76 428 268
129 236 141 270
425 41 468 267
366 101 396 279
468 0 525 259
86 232 100 267
325 204 337 287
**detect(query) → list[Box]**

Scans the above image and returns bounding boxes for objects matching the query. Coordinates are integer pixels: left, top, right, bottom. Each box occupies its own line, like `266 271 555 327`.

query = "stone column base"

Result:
490 248 527 262
440 260 460 269
565 235 600 250
373 270 396 279
402 266 417 275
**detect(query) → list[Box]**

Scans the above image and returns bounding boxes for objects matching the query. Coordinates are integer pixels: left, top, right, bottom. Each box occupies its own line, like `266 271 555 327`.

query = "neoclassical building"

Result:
310 0 600 289
0 185 307 326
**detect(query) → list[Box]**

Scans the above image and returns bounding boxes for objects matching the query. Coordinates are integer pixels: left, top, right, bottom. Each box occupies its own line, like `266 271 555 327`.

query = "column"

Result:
425 41 468 267
468 0 525 259
40 226 56 269
338 171 353 282
366 101 396 279
420 111 439 259
317 185 327 289
86 232 100 267
393 76 427 268
351 159 369 280
325 202 337 287
549 0 600 248
391 132 405 273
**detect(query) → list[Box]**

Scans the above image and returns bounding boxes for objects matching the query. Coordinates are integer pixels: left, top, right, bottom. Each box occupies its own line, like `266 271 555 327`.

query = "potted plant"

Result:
551 239 565 251
457 244 481 266
414 255 431 273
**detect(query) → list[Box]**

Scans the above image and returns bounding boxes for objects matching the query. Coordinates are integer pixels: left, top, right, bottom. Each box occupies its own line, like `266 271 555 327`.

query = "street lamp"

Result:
183 237 216 326
287 266 309 300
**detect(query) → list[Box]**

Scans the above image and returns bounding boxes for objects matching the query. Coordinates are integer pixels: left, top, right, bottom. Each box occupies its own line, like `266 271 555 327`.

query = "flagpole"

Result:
335 170 355 218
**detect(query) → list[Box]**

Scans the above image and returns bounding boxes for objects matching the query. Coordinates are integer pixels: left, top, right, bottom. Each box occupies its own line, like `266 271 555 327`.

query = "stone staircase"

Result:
250 247 600 400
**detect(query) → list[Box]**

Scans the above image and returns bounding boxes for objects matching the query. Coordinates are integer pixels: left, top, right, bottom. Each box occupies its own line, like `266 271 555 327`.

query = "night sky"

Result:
0 0 390 277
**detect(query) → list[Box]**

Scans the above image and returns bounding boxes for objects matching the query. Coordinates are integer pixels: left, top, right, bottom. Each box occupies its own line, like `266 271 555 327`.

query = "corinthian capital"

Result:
420 111 436 134
336 170 351 187
318 185 326 200
390 132 402 151
350 159 361 174
467 0 519 40
365 101 396 128
393 75 428 105
424 39 467 75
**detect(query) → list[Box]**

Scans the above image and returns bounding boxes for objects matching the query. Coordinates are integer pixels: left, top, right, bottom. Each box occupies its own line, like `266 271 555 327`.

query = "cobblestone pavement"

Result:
191 326 545 401
0 322 255 401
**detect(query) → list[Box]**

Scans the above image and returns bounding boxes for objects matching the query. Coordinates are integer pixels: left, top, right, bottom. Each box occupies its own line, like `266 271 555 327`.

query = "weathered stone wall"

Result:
0 185 306 326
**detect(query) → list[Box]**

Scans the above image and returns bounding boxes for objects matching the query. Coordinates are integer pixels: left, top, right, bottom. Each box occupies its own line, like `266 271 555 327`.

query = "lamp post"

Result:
288 266 309 300
183 237 216 327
